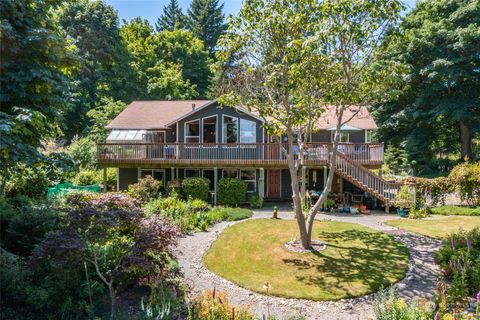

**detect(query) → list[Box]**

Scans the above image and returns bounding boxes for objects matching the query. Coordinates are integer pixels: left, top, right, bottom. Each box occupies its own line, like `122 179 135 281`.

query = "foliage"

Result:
188 289 254 320
435 228 480 297
217 178 247 207
33 192 180 319
372 0 480 172
408 207 430 220
222 208 253 221
86 98 127 142
186 0 226 56
182 177 210 201
72 170 99 186
249 194 264 209
373 289 428 320
156 0 185 32
394 185 416 209
431 206 480 217
65 136 98 170
449 161 480 206
384 144 411 177
5 165 50 199
166 178 182 196
414 177 454 207
128 175 162 204
3 201 63 256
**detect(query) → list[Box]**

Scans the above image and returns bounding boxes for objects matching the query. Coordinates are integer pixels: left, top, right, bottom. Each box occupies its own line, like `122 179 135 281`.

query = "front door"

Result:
267 169 281 198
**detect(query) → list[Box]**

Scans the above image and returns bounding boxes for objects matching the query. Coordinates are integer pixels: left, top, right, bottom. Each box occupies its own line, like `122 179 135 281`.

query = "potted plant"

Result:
394 185 415 217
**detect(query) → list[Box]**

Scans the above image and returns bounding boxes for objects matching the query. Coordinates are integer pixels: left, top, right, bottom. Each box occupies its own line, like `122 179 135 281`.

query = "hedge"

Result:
217 178 247 207
182 177 210 201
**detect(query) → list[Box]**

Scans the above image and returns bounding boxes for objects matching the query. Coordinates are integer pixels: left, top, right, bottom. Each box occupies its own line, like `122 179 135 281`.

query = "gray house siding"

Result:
311 129 366 143
118 168 138 190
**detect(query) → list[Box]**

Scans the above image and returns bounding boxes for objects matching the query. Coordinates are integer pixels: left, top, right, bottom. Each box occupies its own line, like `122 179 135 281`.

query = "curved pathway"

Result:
176 209 442 319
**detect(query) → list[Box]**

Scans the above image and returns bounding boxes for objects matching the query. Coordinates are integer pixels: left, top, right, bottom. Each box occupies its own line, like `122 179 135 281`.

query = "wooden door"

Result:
267 169 281 198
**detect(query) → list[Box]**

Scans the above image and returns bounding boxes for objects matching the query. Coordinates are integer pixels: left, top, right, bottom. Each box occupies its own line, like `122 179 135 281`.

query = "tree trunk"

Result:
109 286 116 320
287 132 310 249
459 121 472 161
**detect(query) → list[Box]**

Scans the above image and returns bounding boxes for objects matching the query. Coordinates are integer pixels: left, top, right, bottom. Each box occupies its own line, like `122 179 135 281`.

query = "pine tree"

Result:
155 0 185 32
186 0 226 56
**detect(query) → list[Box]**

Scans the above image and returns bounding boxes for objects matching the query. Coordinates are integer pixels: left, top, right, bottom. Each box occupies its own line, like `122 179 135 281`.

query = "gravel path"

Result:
176 208 442 320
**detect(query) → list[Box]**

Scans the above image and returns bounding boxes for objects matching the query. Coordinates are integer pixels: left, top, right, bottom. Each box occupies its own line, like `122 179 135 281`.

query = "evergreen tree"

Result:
186 0 226 55
155 0 185 32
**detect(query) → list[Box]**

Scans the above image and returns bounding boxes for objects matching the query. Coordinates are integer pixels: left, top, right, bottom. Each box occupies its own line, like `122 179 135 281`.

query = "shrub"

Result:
415 176 454 207
373 290 427 320
188 289 254 320
435 228 480 297
5 166 50 198
249 194 264 208
4 202 63 256
182 177 210 201
449 162 480 206
72 169 98 186
223 208 254 221
128 175 162 203
64 136 97 170
217 178 246 207
144 197 197 233
0 198 16 241
166 179 182 196
431 205 480 216
408 207 431 219
394 185 416 209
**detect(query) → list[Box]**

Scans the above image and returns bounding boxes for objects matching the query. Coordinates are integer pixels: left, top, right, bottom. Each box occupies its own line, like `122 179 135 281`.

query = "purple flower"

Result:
434 312 439 320
451 236 455 251
212 286 216 299
467 239 471 253
172 287 177 300
477 291 480 301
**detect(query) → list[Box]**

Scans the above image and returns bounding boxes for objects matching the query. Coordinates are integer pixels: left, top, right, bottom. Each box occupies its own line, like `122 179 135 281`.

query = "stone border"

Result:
176 215 442 319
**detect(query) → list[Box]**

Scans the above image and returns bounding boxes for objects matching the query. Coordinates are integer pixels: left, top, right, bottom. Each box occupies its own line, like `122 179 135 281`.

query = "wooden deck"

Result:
97 142 384 168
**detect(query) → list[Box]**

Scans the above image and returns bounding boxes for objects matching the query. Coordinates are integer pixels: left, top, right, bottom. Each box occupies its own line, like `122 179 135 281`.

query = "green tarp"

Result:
47 182 100 198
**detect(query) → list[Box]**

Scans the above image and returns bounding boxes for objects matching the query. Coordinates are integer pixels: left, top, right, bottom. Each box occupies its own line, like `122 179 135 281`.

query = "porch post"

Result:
103 168 107 193
258 168 265 199
214 167 218 205
171 167 175 180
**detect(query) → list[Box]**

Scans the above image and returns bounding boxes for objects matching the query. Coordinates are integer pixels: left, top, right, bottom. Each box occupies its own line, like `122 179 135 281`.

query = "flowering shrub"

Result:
188 289 254 320
449 162 480 206
436 228 480 302
415 177 454 207
128 175 162 203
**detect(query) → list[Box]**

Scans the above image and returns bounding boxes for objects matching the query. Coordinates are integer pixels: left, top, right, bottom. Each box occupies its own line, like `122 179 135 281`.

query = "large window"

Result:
240 169 256 193
203 116 217 143
365 130 373 143
223 116 238 143
185 169 200 178
222 169 238 178
240 119 256 143
202 169 215 191
140 169 165 184
331 131 349 143
185 120 200 143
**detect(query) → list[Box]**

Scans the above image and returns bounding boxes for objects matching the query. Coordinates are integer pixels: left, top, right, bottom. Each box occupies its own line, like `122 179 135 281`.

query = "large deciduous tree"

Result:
373 0 480 168
0 0 73 196
156 0 186 32
186 0 227 56
216 0 402 249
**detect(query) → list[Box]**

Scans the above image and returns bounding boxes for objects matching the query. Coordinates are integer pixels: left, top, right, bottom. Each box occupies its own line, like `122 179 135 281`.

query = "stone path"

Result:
175 209 442 320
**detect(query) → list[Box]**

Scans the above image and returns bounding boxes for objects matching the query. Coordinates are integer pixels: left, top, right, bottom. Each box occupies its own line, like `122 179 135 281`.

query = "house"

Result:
98 100 400 207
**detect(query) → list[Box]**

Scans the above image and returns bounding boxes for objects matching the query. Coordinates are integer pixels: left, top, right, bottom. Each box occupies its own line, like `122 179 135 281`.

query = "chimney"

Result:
192 103 196 111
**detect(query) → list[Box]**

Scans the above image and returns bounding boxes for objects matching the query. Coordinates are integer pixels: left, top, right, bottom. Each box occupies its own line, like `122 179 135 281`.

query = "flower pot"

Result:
397 208 409 218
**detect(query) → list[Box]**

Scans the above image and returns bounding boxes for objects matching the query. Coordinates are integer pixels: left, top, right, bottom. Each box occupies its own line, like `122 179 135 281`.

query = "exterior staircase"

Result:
334 151 401 206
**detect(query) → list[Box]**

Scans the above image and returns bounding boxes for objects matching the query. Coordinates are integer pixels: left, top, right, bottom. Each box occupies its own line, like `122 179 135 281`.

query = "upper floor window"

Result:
203 116 217 143
240 119 256 143
185 119 200 143
331 131 349 143
365 130 374 143
223 116 238 143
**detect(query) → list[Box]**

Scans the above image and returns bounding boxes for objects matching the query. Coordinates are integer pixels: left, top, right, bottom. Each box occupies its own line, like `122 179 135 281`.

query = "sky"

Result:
105 0 419 26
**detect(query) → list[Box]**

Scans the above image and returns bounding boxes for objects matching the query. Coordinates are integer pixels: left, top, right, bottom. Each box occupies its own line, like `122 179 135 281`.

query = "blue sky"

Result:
106 0 419 26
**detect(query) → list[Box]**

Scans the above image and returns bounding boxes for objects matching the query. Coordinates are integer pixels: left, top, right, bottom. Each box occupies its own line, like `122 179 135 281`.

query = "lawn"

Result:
385 216 480 239
430 205 480 216
204 219 408 301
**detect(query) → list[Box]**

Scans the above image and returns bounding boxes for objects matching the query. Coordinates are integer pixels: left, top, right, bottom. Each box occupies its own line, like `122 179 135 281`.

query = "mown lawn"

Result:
430 205 480 216
385 216 480 239
204 219 408 301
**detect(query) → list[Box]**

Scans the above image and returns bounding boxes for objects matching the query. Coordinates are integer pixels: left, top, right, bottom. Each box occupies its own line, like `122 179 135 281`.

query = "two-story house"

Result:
97 100 400 207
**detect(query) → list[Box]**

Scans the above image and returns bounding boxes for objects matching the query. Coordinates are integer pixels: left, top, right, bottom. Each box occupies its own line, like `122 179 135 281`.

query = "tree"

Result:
186 0 226 55
86 98 127 142
373 0 480 166
156 0 185 32
0 0 72 196
154 29 212 97
216 0 402 248
59 0 133 138
33 193 180 320
147 63 198 99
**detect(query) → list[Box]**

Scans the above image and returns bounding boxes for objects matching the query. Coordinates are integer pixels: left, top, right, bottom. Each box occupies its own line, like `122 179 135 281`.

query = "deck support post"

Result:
171 167 175 180
213 167 218 205
103 168 107 193
259 168 265 199
385 203 390 213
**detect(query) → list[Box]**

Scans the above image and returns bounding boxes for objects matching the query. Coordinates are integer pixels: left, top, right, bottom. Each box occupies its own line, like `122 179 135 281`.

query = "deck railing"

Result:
97 142 384 165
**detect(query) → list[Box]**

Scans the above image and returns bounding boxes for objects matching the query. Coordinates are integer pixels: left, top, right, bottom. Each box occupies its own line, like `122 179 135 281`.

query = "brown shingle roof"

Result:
106 100 212 130
317 105 377 130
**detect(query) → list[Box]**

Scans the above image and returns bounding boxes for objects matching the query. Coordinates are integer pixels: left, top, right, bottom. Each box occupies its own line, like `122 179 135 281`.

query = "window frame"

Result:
184 119 201 146
201 169 215 192
239 118 257 144
240 169 256 193
202 115 218 146
331 131 350 143
222 169 239 179
139 169 165 186
222 115 239 146
184 168 201 178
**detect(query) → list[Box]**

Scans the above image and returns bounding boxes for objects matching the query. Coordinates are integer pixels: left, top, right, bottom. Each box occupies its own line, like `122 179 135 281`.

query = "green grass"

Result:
430 205 480 216
385 216 480 239
204 219 408 301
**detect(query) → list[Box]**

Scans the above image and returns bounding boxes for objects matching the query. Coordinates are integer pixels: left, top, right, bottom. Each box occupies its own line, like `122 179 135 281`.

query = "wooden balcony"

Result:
97 142 384 168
